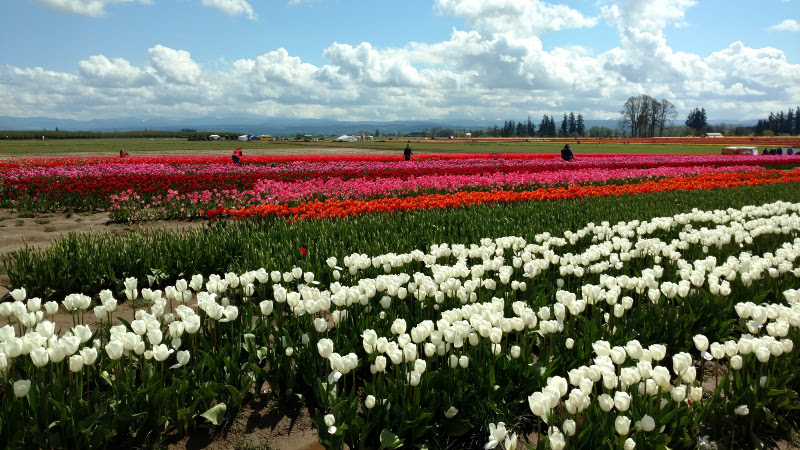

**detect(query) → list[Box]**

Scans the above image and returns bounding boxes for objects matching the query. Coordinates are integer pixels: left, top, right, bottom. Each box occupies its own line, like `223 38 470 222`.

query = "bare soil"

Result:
163 395 322 450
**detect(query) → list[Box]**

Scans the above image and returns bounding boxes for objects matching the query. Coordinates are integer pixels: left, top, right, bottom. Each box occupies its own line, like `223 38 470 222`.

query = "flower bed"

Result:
2 153 800 449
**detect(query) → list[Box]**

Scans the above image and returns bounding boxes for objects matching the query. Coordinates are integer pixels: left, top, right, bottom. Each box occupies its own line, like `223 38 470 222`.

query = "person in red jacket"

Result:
232 147 243 166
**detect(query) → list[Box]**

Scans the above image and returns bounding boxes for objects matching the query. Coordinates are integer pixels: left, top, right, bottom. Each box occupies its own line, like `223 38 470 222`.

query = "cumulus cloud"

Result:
601 0 696 32
436 0 598 35
145 45 203 85
201 0 257 20
769 19 800 32
322 42 427 88
77 55 150 87
31 0 150 17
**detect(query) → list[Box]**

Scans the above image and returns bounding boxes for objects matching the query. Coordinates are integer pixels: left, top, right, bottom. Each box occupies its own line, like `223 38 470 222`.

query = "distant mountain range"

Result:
0 115 755 135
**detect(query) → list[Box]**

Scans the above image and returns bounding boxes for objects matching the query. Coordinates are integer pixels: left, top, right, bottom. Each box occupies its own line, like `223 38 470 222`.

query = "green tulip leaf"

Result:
200 403 227 425
379 429 404 449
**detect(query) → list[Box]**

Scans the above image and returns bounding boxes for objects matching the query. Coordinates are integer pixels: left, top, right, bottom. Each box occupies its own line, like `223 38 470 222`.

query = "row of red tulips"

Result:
203 170 800 221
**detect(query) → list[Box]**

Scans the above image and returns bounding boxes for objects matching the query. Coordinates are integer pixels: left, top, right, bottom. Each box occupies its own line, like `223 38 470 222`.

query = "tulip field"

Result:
1 151 800 449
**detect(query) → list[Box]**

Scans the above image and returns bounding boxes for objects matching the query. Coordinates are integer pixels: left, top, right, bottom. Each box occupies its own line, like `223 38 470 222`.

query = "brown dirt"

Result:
0 208 207 299
163 395 322 450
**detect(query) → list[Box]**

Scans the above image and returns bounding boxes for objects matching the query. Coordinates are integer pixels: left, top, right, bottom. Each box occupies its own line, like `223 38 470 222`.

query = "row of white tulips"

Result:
1 201 798 448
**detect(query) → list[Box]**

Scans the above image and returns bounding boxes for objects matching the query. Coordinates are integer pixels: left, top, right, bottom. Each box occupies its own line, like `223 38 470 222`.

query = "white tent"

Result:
336 135 359 142
237 135 249 141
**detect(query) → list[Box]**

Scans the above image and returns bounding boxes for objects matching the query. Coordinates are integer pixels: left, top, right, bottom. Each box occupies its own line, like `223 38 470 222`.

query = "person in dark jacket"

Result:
561 144 575 161
403 144 412 161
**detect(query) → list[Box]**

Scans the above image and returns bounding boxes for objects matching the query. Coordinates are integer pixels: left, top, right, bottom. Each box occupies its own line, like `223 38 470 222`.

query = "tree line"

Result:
481 113 585 138
754 107 800 136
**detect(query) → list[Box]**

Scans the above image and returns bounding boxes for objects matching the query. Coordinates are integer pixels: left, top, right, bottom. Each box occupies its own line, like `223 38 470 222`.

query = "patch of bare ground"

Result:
0 208 206 299
163 395 321 450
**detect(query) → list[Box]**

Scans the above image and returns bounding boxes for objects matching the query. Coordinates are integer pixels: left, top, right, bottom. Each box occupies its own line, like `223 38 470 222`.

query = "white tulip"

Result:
105 341 124 360
13 379 31 398
615 415 631 435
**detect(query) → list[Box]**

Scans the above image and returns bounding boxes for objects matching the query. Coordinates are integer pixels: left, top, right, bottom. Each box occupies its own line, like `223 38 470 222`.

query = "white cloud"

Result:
601 0 697 32
145 45 203 85
769 19 800 32
31 0 149 17
201 0 257 20
435 0 598 35
77 55 150 87
322 42 426 88
705 41 800 90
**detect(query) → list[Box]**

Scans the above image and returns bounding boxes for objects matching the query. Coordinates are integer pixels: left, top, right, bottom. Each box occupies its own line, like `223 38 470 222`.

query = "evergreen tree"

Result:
560 113 568 136
685 107 708 133
527 116 535 136
568 112 577 135
539 114 550 137
576 114 585 136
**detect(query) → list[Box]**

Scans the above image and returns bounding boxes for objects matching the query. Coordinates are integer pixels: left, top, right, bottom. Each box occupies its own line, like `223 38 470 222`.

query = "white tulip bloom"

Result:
13 379 31 398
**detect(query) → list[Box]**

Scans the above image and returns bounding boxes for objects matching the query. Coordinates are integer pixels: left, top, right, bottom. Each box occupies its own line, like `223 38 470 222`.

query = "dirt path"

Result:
0 208 208 298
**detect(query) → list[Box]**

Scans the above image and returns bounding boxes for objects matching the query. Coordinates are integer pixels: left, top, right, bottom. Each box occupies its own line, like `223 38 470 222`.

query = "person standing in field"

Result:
232 147 243 166
119 149 128 158
403 144 412 161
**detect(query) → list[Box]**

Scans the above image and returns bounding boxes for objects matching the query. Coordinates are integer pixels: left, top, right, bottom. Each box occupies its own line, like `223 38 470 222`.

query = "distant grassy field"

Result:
0 137 728 157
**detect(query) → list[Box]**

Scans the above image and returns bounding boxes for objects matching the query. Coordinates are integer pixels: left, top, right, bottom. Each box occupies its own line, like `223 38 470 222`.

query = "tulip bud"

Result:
598 393 614 412
105 341 124 360
13 379 31 398
693 334 709 352
638 414 655 432
671 385 686 403
30 347 49 367
615 416 631 435
80 347 98 365
614 391 631 412
69 354 84 373
317 338 334 359
10 288 27 303
176 350 190 366
562 419 576 436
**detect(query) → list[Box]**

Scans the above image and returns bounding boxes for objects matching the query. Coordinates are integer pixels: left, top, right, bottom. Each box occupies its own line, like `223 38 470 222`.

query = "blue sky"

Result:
1 0 798 123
